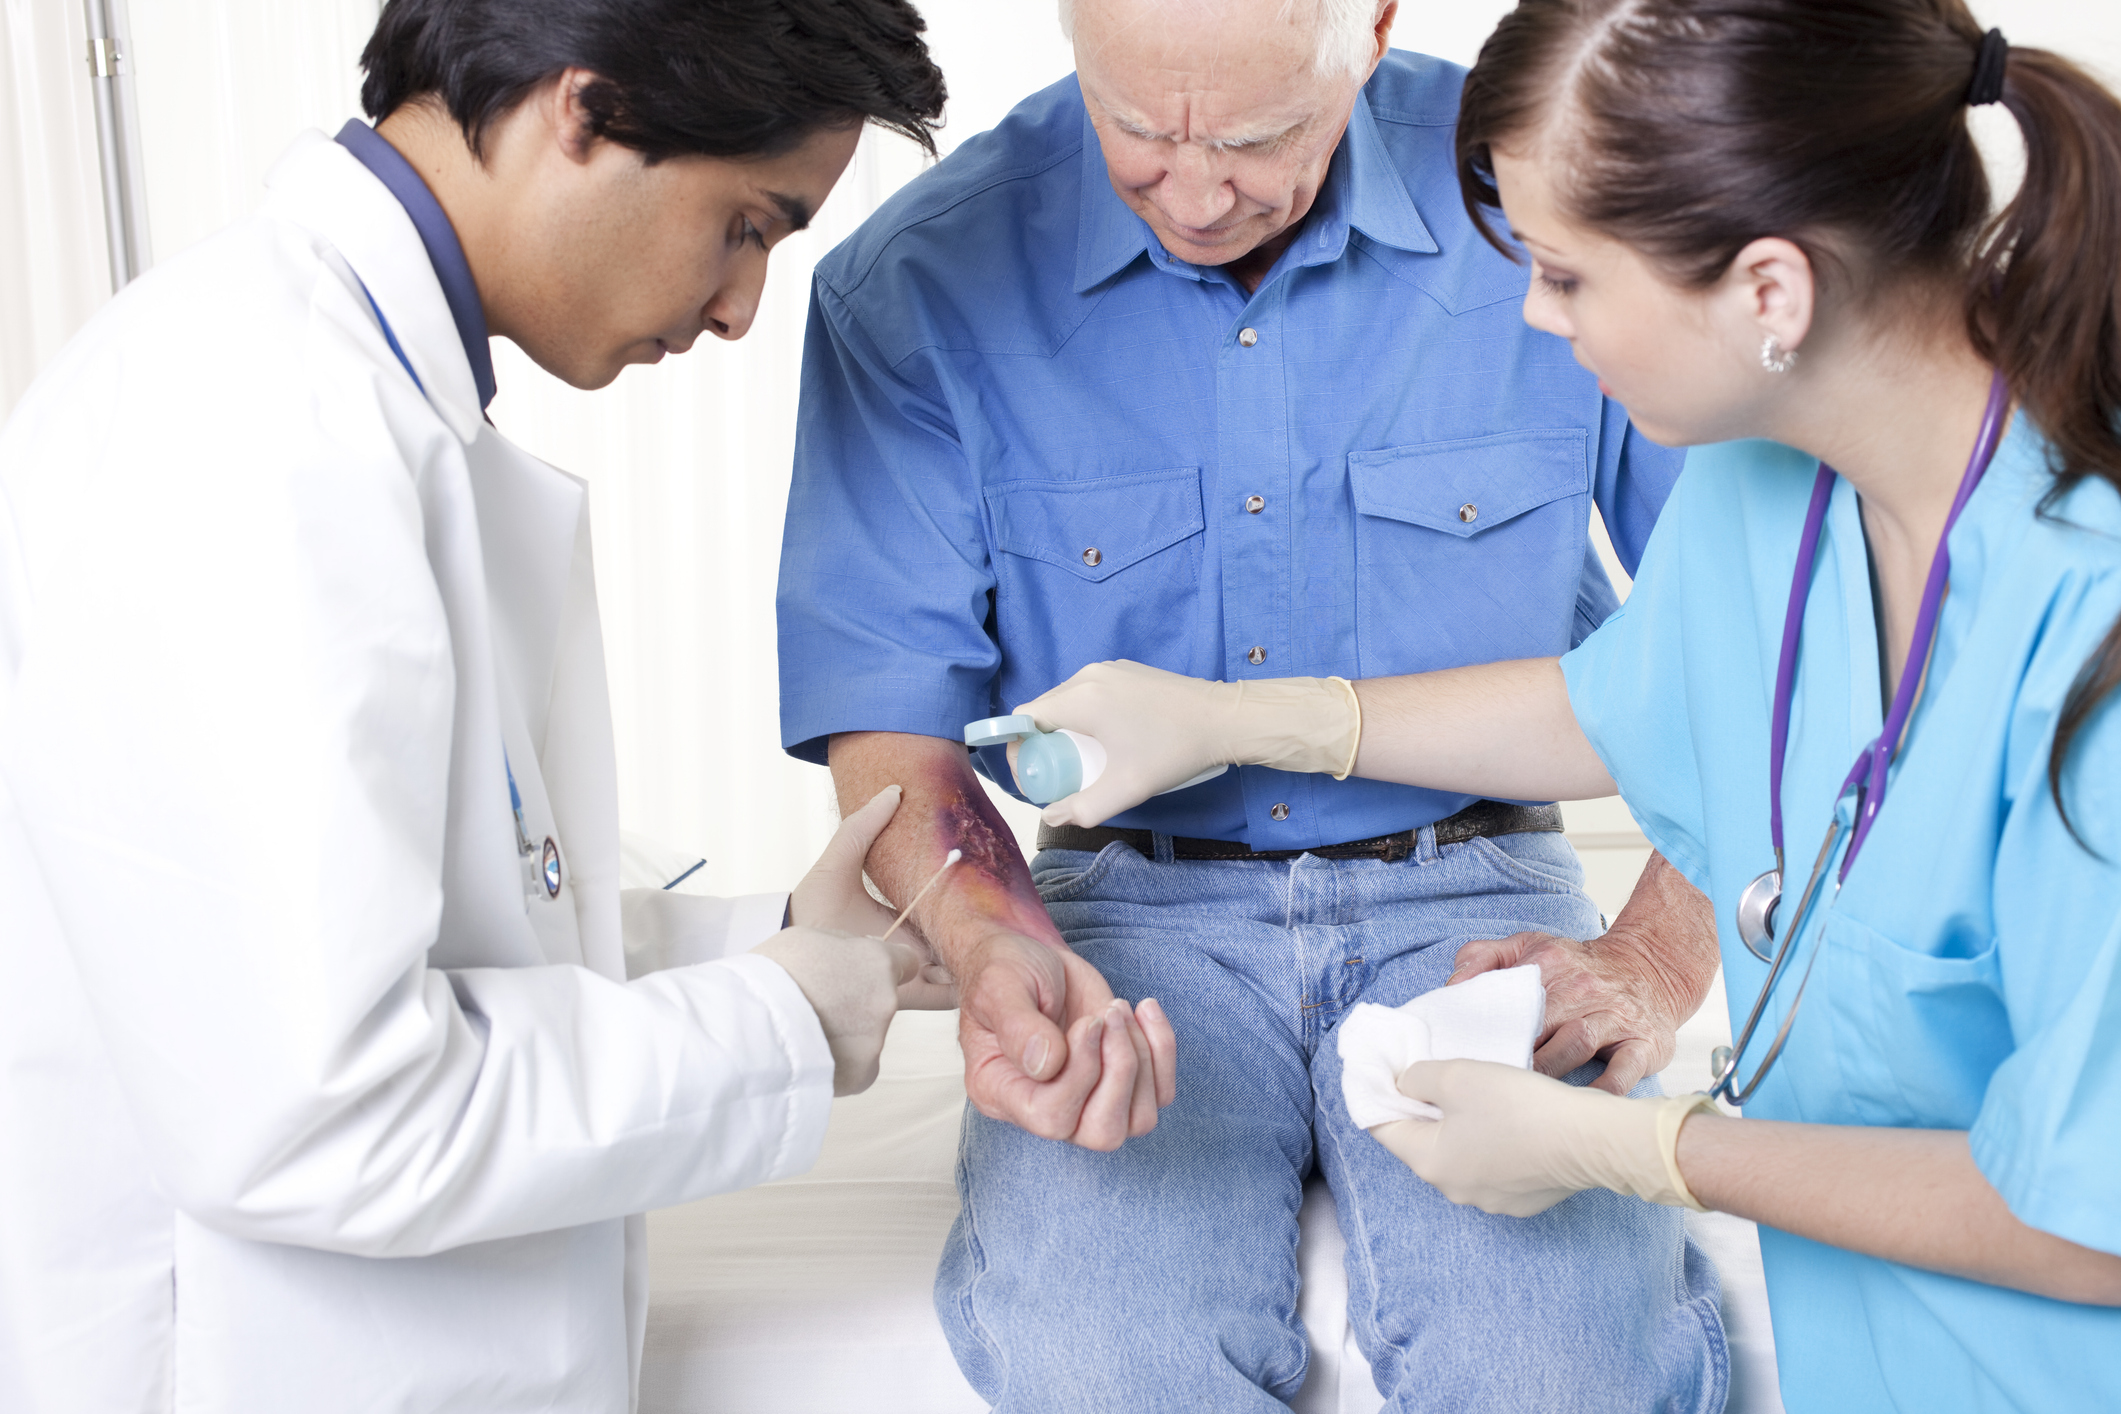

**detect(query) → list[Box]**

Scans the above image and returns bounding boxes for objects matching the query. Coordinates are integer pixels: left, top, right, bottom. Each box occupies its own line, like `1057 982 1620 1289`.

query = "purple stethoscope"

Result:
1709 371 2011 1105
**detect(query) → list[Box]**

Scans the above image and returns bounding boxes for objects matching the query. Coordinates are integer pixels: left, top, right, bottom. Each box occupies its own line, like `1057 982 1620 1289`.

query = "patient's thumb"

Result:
982 967 1069 1082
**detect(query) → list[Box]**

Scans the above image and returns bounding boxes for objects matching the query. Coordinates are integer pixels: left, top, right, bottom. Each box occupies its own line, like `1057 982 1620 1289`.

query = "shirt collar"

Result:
1072 88 1436 296
334 119 497 410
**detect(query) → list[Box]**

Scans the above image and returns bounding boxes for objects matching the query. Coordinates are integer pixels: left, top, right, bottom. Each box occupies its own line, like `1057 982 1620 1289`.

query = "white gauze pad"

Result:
1336 964 1547 1127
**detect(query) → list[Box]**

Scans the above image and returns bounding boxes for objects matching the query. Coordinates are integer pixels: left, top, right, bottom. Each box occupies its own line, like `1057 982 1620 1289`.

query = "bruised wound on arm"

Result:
829 732 1067 960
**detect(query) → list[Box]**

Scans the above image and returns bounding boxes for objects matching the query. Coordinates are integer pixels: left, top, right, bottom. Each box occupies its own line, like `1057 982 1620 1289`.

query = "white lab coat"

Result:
0 130 834 1413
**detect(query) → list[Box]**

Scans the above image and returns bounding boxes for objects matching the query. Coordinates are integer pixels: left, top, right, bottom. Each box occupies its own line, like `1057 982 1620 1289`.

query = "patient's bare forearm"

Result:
827 731 1064 967
1602 852 1719 1020
1351 658 1615 801
1679 1117 2121 1305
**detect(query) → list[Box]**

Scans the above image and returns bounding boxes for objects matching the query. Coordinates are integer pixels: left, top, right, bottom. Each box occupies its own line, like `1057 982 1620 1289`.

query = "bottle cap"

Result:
963 714 1040 748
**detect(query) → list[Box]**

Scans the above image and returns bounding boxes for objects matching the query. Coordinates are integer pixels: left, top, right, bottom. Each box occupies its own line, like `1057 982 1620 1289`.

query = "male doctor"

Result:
0 1 945 1410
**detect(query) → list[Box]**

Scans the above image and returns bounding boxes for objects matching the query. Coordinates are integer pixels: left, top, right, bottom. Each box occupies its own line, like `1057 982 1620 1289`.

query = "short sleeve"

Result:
775 278 1002 764
1594 408 1686 577
1970 573 2121 1255
1561 468 1714 889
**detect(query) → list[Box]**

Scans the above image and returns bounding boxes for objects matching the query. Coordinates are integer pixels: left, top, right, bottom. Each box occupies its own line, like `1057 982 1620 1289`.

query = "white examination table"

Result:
639 1004 1785 1413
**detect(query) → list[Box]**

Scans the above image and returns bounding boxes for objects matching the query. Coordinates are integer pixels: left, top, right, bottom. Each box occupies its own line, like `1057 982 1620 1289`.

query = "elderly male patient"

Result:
777 1 1728 1408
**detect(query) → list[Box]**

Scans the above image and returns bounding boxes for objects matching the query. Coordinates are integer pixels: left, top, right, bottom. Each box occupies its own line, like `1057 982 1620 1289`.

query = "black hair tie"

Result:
1968 28 2009 107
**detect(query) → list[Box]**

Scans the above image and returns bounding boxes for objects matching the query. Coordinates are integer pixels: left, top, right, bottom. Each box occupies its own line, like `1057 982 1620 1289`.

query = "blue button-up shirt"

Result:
778 53 1683 851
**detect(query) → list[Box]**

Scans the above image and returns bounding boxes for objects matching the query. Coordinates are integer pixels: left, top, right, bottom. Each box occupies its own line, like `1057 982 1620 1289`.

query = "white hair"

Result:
1057 0 1384 81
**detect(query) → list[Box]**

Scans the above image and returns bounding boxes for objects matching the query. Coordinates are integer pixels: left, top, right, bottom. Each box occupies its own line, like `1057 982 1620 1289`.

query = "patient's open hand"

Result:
1449 850 1717 1095
956 932 1177 1150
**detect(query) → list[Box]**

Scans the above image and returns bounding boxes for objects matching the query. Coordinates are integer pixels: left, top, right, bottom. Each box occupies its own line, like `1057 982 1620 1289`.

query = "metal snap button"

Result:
1245 495 1265 514
1238 327 1259 347
1247 646 1266 665
1458 503 1479 523
1082 547 1102 566
1270 803 1290 821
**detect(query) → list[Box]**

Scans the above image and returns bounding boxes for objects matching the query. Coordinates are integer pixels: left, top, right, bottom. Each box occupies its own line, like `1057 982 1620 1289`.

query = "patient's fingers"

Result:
1532 1014 1605 1078
1069 1000 1141 1151
1448 933 1531 985
1118 1004 1158 1137
1138 997 1178 1108
977 963 1069 1084
1588 1036 1654 1096
1041 1013 1109 1139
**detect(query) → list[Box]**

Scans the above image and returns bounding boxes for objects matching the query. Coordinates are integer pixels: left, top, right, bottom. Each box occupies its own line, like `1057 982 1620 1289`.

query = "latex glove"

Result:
1018 660 1361 828
750 926 923 1096
789 784 957 1010
1370 1059 1717 1218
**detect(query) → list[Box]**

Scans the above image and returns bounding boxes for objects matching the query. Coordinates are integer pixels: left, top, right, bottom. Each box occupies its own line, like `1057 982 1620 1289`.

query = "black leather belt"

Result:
1035 800 1563 863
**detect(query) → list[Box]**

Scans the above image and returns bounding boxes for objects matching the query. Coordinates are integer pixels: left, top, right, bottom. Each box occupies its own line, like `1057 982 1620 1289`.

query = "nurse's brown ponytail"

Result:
1968 46 2121 833
1455 0 2121 839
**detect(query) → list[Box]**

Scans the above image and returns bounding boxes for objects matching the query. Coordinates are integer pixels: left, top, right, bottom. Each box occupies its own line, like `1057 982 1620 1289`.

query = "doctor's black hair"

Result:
359 0 945 162
1454 0 2121 845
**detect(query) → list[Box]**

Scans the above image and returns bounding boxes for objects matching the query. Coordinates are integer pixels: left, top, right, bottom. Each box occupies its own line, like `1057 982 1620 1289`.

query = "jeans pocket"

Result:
1031 843 1129 903
1463 832 1585 896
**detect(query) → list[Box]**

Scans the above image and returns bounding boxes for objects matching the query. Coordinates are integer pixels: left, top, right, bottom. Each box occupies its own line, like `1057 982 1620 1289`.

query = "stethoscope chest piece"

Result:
1711 368 2011 1106
541 838 562 899
1736 868 1781 962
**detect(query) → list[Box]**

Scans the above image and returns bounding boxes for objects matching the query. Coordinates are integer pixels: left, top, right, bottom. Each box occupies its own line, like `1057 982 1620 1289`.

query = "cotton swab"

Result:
881 849 960 940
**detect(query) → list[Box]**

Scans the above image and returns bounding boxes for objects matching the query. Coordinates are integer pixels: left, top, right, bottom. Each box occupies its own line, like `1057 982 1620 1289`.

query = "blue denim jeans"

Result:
936 828 1727 1413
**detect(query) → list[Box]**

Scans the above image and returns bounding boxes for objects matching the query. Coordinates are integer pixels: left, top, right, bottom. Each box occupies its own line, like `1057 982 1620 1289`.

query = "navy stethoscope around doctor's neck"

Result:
1708 370 2011 1106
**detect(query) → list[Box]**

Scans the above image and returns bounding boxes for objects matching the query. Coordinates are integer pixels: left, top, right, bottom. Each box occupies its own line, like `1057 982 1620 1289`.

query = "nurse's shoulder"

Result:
1624 437 1824 587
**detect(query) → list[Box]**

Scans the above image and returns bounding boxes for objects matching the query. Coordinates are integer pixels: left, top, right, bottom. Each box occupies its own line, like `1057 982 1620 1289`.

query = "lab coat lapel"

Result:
465 431 625 980
261 131 622 980
261 131 484 441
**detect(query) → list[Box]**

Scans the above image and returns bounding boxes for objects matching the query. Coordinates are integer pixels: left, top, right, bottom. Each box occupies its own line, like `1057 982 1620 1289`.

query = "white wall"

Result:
4 0 2119 901
0 0 111 408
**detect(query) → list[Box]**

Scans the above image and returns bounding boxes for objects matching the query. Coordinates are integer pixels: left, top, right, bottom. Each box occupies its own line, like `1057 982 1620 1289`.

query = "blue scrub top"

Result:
1563 420 2121 1411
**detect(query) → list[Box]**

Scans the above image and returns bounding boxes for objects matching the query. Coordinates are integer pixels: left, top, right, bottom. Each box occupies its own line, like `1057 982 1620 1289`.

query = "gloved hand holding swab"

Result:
882 849 960 940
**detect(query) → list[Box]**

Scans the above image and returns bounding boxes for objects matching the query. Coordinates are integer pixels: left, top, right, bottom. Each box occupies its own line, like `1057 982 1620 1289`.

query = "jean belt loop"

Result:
1152 831 1177 865
1414 822 1440 864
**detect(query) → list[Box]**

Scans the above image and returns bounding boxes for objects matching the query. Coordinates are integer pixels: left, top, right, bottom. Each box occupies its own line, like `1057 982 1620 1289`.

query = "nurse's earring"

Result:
1760 335 1800 374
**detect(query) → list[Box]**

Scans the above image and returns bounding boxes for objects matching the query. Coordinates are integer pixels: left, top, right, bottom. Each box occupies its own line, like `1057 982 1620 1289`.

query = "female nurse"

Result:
1012 0 2121 1407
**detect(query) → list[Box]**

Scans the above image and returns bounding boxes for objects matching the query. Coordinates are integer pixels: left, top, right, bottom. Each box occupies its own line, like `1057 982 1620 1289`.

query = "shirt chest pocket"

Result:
1348 430 1591 675
985 467 1206 672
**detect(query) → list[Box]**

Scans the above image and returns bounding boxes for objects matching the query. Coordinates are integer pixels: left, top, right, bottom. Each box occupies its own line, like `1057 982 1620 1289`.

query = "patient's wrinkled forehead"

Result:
1071 0 1347 148
1070 0 1324 84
